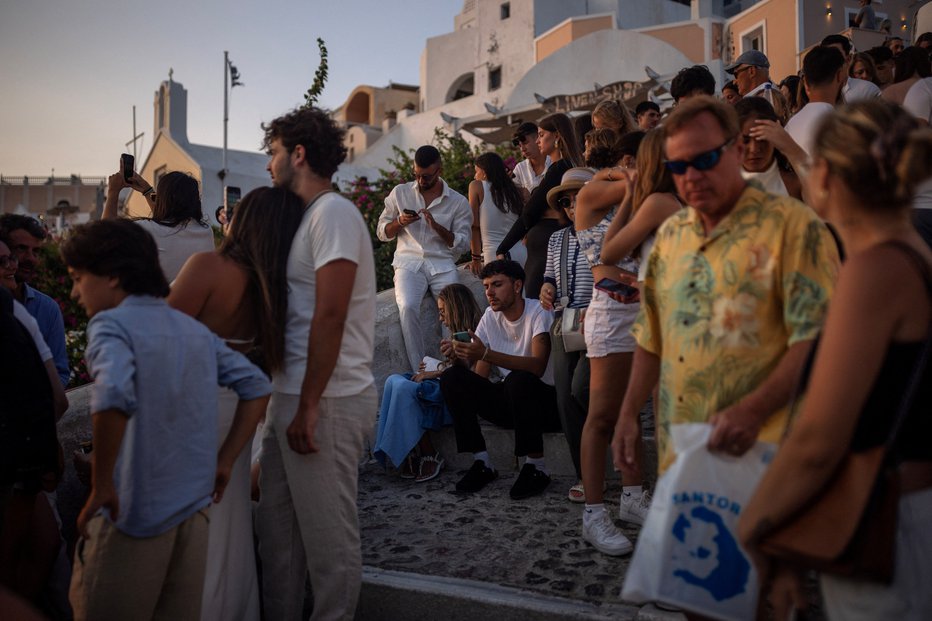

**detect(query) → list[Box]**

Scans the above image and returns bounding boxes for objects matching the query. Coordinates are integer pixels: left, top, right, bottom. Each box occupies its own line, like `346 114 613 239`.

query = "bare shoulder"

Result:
838 242 931 305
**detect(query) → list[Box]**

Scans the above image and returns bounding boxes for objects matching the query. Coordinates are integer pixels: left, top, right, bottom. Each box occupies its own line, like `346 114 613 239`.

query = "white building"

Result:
125 79 269 221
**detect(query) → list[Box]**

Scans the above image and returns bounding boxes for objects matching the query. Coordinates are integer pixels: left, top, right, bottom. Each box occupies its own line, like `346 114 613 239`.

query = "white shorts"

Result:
584 288 639 358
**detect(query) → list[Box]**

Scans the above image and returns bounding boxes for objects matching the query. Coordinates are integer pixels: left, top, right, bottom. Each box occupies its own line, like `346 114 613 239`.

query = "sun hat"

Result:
546 167 596 210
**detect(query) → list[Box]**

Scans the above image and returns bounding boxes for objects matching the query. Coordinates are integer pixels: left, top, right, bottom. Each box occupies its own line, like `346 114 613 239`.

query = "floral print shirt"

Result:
632 184 840 471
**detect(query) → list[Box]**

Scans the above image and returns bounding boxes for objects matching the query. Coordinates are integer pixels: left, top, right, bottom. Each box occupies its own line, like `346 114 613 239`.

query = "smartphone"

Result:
452 331 471 343
121 154 134 182
594 277 639 299
403 208 418 217
224 186 242 211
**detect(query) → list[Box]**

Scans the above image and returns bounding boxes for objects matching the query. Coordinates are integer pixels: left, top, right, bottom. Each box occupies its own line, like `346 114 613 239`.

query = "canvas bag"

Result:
622 423 775 621
553 228 586 352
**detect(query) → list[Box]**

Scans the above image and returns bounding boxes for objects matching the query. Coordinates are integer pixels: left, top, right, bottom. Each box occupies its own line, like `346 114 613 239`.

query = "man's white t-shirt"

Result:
904 78 932 124
14 300 52 362
474 298 554 386
274 192 376 398
785 102 835 157
843 77 882 103
513 157 551 192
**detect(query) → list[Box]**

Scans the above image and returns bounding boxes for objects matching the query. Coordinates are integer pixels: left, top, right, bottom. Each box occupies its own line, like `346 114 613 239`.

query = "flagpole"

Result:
222 50 229 181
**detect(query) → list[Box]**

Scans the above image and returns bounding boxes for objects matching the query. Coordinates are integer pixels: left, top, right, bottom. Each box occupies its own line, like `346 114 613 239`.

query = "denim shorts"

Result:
584 289 639 357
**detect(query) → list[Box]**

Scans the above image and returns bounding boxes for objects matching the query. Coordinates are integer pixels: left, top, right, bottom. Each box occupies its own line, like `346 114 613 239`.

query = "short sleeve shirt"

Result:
474 299 554 385
275 192 376 397
633 185 839 471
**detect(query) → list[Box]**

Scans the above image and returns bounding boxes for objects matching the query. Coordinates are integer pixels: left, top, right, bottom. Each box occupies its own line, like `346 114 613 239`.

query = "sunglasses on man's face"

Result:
664 139 735 175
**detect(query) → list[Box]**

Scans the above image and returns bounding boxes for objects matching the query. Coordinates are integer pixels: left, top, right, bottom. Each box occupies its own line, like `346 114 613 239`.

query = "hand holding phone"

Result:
594 277 639 304
120 154 134 182
452 331 471 343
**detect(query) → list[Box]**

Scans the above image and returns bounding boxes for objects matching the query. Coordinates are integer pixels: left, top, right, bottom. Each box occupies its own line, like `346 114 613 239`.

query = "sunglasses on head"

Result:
664 139 735 175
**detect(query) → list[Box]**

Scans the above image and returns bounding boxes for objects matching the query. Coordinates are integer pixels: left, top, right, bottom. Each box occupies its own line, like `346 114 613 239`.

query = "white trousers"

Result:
393 265 460 373
255 387 377 621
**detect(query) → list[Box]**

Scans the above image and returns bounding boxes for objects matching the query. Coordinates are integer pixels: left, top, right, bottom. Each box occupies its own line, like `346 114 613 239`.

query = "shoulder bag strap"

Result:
559 228 570 308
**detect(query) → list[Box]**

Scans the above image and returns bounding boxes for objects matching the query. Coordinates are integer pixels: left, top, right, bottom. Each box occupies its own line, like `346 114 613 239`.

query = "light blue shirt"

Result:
86 295 271 537
22 283 70 386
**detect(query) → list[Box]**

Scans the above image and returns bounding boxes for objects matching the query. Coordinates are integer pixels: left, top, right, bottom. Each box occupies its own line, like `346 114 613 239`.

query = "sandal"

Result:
415 453 445 482
400 454 419 479
567 482 585 503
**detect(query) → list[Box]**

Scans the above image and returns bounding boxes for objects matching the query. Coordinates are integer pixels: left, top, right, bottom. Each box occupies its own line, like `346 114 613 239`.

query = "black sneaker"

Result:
455 460 498 493
509 464 551 500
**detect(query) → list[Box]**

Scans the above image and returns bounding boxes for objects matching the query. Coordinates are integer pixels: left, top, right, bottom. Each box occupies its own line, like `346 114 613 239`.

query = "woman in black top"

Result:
740 100 932 620
497 113 584 298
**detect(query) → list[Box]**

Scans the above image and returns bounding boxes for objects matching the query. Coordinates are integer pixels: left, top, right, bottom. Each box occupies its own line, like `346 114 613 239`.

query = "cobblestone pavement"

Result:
358 462 639 607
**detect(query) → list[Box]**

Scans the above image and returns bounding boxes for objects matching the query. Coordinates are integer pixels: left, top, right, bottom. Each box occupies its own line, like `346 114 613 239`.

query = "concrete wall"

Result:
534 14 615 62
640 23 708 64
726 0 799 80
126 134 201 218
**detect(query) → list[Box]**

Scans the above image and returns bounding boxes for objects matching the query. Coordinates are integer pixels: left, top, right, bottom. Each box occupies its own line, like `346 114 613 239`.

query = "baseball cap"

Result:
725 50 771 74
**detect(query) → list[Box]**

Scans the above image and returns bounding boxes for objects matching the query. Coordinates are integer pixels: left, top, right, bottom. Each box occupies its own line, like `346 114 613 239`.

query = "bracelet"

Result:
481 345 490 361
142 187 155 198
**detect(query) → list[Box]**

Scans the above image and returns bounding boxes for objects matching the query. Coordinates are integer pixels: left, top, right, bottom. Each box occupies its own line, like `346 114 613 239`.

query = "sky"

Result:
0 0 463 176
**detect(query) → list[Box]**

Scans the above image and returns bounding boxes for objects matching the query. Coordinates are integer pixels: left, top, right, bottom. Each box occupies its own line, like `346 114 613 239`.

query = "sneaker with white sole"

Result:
618 489 652 526
582 511 633 556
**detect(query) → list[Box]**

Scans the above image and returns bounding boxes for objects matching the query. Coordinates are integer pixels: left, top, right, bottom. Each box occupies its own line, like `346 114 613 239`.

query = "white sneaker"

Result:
618 489 652 526
582 511 633 556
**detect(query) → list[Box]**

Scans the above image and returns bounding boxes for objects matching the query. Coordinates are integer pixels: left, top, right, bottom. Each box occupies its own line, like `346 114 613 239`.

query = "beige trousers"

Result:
69 509 209 621
256 386 376 621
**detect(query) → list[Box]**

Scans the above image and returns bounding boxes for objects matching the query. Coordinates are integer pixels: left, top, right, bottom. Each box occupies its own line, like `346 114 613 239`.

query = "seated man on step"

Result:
439 260 560 500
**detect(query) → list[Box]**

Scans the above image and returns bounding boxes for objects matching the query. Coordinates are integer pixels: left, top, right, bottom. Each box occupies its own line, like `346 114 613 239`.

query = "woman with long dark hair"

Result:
169 186 306 621
468 152 526 274
497 113 584 298
103 169 215 280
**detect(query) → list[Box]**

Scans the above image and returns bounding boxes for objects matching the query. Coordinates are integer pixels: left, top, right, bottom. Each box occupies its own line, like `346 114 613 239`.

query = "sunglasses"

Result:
556 194 577 209
512 135 530 147
664 139 735 175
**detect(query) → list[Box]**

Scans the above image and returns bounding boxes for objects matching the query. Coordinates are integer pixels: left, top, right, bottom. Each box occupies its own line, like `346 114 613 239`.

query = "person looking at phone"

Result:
377 145 472 374
103 162 214 281
439 260 559 500
610 99 839 589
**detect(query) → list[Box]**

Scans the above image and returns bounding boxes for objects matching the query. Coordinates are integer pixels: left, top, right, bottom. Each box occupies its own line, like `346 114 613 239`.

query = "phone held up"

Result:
403 208 419 218
452 331 471 343
120 154 134 182
594 277 639 303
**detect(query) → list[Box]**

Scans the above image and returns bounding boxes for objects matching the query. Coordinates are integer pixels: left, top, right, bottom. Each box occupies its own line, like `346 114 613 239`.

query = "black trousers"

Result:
440 365 560 457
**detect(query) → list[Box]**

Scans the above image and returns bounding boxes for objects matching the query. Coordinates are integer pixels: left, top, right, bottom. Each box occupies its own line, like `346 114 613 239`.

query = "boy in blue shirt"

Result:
62 219 271 621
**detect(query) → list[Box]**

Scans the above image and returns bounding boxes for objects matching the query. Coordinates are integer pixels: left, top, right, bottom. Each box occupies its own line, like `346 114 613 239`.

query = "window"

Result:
488 66 502 91
739 21 766 55
500 2 510 19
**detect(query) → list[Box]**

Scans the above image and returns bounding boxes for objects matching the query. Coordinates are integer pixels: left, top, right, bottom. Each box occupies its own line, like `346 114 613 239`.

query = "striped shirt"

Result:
543 225 594 309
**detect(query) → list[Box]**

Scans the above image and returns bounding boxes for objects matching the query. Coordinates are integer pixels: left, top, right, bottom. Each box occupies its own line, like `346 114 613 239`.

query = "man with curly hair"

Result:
258 106 377 621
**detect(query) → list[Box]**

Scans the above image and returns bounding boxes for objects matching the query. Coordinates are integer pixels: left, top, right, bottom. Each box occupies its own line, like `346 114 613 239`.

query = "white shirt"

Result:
133 219 215 282
14 300 52 362
904 78 932 124
474 298 554 386
843 77 882 103
785 102 835 158
513 156 551 192
741 160 790 197
274 192 376 397
377 179 472 275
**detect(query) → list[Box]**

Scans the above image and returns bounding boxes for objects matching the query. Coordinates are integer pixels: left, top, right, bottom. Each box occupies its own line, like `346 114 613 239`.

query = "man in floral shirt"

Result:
612 96 839 473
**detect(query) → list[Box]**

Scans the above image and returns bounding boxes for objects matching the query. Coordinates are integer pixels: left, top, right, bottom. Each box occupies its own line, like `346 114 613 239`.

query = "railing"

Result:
0 175 107 186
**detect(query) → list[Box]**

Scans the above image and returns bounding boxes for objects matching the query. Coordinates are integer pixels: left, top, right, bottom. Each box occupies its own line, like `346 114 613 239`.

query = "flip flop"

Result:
416 453 445 482
567 482 585 503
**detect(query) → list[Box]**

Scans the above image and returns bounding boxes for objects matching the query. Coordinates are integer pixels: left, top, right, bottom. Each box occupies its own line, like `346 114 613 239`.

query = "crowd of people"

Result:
3 26 932 621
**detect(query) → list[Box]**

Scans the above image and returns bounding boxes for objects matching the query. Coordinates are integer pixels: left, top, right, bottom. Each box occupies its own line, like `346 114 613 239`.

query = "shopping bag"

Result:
622 423 775 621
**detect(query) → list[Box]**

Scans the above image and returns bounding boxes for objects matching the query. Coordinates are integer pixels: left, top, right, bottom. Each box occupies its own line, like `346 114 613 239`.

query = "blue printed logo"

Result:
670 504 750 601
